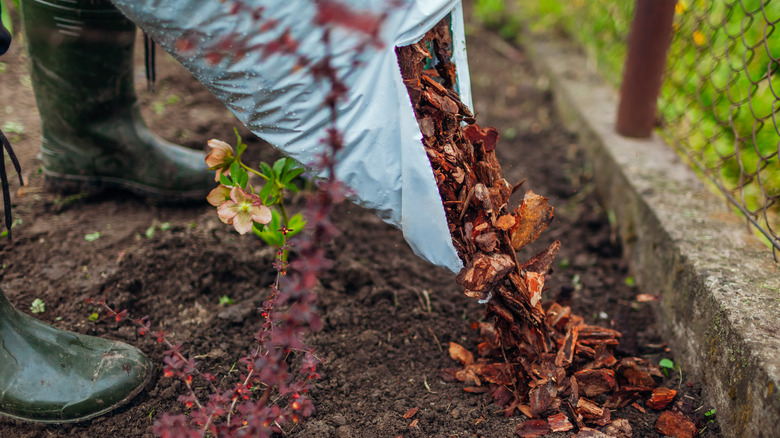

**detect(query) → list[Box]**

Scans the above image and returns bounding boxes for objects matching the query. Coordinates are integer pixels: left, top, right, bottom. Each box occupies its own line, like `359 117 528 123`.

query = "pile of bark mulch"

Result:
390 18 717 438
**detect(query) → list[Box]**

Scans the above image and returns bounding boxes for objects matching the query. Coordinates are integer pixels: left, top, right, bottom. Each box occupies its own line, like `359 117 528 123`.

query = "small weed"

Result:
659 358 675 375
218 295 235 306
54 192 89 209
0 218 23 238
145 226 156 239
84 232 101 242
705 408 716 422
30 298 45 314
625 276 636 287
89 312 100 322
572 273 582 291
659 358 684 385
1 121 24 134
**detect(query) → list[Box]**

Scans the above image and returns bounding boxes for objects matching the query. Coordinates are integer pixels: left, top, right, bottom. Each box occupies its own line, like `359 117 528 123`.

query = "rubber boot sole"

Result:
43 170 211 204
0 366 153 424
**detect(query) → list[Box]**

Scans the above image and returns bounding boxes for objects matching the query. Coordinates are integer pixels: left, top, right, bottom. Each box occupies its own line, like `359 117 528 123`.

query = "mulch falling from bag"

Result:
395 19 698 437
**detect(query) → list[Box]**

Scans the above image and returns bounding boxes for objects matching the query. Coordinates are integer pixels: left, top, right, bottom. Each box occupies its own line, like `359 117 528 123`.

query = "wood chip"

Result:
455 253 515 293
647 387 677 410
603 418 633 438
573 369 616 397
515 419 551 437
448 342 474 366
655 410 698 438
572 428 611 438
575 397 604 420
547 412 574 432
403 407 419 419
635 293 660 302
509 191 554 251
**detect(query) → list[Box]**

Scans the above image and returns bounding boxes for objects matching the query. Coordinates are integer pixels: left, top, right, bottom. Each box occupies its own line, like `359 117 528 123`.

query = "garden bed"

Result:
0 13 720 438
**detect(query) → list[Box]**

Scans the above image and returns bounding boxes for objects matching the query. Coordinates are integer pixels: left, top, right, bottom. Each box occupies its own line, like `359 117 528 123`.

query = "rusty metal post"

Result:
616 0 677 138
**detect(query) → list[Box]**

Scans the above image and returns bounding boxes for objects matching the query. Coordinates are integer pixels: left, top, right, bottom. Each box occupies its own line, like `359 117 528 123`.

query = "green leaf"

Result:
282 157 297 176
30 298 45 314
85 232 101 242
236 166 249 189
284 181 300 194
1 2 12 35
145 226 156 239
218 295 235 306
258 181 274 204
219 172 233 187
659 358 675 369
259 162 274 179
286 213 307 237
272 158 287 179
89 312 100 322
160 222 172 231
234 127 247 156
282 167 305 184
253 210 285 247
229 161 242 183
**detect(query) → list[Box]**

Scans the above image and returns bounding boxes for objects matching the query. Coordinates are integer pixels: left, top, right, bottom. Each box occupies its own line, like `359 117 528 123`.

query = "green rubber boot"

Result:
0 287 151 423
20 0 213 202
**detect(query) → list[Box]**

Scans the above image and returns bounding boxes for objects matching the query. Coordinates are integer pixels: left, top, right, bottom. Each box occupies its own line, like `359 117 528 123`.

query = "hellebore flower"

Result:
207 184 232 206
218 186 272 235
205 139 235 181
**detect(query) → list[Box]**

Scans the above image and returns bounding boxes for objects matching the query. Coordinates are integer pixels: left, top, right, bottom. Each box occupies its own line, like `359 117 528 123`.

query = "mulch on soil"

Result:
0 10 720 438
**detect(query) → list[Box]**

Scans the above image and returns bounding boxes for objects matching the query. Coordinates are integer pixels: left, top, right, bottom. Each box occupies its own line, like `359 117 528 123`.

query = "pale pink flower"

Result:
217 186 272 235
206 139 235 182
207 184 232 206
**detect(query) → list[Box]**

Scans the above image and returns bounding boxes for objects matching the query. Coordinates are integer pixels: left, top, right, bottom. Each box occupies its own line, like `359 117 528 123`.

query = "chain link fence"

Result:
661 0 779 257
516 0 780 258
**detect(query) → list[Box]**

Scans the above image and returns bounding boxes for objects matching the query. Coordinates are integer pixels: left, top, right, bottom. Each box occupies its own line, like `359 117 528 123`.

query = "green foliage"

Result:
254 211 306 248
89 312 100 322
0 217 22 238
516 0 779 240
659 358 675 370
1 0 12 35
217 129 308 249
29 298 45 314
84 231 101 242
474 0 522 39
218 295 235 306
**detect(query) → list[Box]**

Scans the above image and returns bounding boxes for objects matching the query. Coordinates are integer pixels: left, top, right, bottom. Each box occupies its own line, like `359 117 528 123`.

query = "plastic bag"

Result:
110 0 471 273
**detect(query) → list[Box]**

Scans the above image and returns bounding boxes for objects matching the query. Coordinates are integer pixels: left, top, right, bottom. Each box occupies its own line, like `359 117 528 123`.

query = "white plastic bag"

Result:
111 0 471 273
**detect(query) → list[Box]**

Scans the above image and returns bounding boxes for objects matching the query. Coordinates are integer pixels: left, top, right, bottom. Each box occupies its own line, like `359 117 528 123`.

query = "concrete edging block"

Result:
522 35 780 437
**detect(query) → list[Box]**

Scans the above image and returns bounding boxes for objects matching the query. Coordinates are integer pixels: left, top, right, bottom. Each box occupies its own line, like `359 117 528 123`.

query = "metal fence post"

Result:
616 0 677 138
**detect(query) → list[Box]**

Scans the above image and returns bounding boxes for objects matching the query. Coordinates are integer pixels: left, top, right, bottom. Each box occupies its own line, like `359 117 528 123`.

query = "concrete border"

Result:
522 35 780 437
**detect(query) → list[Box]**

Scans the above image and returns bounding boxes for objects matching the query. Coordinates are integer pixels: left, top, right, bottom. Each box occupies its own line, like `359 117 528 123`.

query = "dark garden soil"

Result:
0 8 721 438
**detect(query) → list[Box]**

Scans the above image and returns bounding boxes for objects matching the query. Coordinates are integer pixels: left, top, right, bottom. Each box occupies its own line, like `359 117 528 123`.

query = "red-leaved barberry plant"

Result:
90 1 389 436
